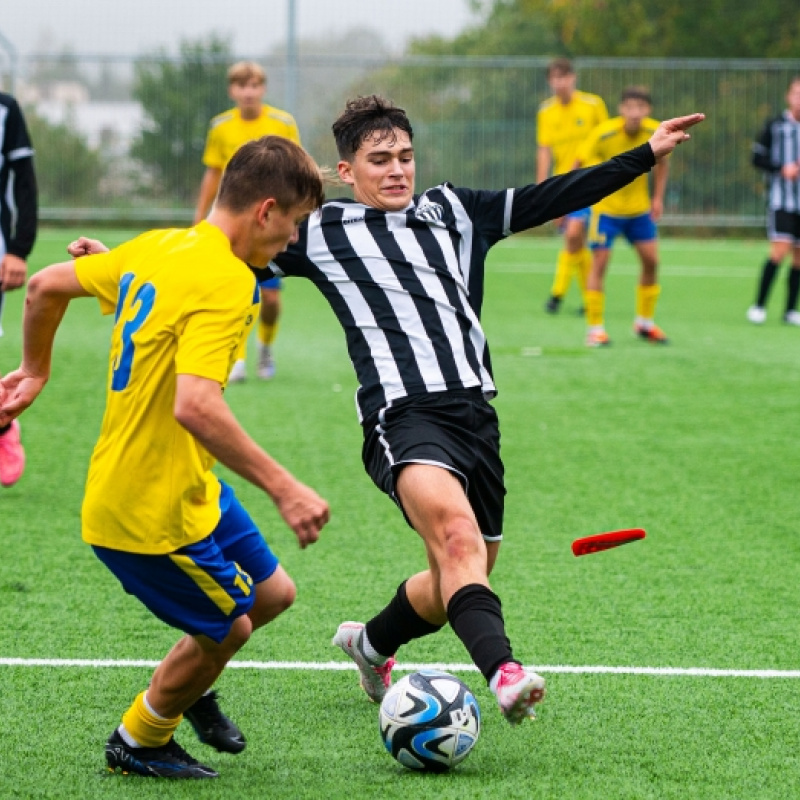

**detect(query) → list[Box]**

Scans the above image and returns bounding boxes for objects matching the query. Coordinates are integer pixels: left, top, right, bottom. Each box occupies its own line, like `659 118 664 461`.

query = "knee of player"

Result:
227 613 254 650
439 516 485 562
274 577 297 614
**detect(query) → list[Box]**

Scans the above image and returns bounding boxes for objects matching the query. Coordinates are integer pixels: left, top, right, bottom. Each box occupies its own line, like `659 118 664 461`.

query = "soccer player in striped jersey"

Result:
195 61 303 381
747 76 800 327
0 92 37 489
537 58 608 314
577 87 669 347
256 95 702 725
0 137 329 779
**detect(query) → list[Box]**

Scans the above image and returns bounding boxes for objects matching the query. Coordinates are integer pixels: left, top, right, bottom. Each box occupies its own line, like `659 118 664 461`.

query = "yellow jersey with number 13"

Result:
74 221 258 555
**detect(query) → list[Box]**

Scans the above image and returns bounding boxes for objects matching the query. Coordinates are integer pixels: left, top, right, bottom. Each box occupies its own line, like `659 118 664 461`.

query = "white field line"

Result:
1 658 798 679
490 262 754 278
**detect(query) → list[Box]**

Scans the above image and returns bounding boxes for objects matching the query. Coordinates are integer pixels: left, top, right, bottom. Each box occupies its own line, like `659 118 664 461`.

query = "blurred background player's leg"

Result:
257 280 282 380
784 262 800 325
546 211 590 314
747 214 794 325
631 235 668 343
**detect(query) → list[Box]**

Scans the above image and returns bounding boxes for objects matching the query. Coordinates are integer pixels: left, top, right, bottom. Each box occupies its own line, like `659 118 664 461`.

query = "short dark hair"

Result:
620 85 652 105
331 95 414 161
217 135 324 213
547 57 574 78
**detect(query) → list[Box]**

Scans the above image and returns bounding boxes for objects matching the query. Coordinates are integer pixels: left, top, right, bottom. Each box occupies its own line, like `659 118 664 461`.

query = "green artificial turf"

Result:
1 230 798 799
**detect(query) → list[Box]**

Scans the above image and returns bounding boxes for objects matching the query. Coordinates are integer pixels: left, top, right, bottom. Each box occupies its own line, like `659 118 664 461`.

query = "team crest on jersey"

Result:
415 197 445 225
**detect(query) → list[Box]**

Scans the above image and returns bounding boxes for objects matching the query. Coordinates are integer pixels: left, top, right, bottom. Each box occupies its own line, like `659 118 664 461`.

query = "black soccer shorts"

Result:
361 388 506 542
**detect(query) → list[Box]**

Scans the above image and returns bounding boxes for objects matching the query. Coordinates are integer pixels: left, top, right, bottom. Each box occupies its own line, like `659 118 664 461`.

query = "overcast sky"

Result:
2 0 477 57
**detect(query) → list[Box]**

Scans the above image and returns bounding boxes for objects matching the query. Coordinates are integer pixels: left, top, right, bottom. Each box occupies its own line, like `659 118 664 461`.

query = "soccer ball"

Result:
378 669 480 772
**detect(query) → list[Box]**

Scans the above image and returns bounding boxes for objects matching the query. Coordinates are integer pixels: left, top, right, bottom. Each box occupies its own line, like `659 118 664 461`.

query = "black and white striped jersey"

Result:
266 143 654 421
752 111 800 212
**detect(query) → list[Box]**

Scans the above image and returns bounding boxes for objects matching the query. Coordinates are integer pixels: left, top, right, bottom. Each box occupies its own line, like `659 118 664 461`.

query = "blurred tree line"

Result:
361 0 800 209
25 0 800 214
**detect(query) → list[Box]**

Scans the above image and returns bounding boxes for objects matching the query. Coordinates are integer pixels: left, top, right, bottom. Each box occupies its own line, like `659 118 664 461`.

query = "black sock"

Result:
0 424 10 436
786 267 800 313
365 581 444 658
447 584 515 683
756 259 779 307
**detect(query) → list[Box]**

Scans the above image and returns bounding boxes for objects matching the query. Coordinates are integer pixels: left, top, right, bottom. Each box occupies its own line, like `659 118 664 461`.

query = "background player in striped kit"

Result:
256 95 703 725
747 76 800 327
0 91 38 489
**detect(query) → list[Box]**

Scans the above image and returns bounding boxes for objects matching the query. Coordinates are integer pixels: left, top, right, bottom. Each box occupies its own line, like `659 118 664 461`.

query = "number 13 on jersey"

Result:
112 272 156 392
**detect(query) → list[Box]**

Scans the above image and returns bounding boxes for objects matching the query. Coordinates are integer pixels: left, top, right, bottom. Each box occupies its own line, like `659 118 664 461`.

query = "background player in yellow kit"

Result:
537 58 608 314
195 61 302 382
577 86 669 347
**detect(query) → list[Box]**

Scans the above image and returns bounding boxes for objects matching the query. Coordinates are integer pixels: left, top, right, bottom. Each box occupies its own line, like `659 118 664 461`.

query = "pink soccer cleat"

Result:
491 662 546 725
0 420 25 488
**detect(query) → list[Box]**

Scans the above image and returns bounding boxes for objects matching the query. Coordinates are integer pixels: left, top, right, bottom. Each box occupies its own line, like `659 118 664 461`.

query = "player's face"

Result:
548 70 576 102
619 98 651 135
229 78 266 118
787 81 800 121
248 201 313 266
338 129 415 212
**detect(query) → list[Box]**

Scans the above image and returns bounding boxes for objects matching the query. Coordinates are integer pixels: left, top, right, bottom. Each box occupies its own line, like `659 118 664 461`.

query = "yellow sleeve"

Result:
174 275 255 384
201 123 226 169
74 250 125 315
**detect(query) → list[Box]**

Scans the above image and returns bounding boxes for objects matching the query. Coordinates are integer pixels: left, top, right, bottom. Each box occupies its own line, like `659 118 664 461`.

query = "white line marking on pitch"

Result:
1 658 798 678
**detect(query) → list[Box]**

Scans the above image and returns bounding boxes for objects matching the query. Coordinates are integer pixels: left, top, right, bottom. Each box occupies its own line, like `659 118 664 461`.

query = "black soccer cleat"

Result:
544 295 562 314
184 691 246 754
105 730 219 779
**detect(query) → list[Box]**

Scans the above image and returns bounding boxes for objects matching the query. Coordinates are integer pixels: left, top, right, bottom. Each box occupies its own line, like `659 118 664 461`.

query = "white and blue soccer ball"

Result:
378 669 480 772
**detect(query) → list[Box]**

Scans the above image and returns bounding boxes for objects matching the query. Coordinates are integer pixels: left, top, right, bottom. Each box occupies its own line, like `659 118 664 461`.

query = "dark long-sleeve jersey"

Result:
0 92 38 261
752 111 800 213
262 142 655 421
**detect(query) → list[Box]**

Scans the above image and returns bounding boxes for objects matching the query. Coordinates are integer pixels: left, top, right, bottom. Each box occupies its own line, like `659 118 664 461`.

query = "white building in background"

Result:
20 80 144 156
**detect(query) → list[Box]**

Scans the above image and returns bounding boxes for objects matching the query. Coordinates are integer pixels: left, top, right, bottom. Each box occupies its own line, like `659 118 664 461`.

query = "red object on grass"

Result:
572 528 646 556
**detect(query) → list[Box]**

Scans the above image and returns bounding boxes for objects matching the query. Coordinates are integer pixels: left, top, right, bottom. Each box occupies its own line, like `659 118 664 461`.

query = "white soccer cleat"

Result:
228 359 247 384
332 621 395 703
783 310 800 326
585 328 611 348
746 306 767 324
257 344 276 380
491 662 546 726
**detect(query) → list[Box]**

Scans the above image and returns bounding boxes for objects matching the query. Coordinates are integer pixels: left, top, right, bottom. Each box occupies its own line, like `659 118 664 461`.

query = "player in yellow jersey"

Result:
195 61 302 383
576 86 670 347
0 137 329 779
537 58 608 314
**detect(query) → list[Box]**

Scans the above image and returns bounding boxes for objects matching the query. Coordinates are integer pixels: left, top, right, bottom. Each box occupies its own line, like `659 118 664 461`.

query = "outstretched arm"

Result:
505 113 705 234
0 261 90 426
